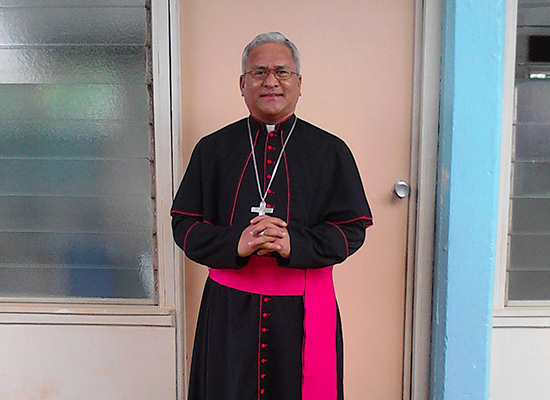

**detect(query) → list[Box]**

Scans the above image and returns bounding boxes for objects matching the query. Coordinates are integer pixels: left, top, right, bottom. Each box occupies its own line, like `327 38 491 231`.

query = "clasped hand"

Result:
237 216 290 258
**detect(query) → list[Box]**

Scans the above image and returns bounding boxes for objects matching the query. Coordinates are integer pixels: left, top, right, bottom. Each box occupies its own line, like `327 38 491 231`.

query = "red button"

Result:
268 145 275 151
267 189 274 194
261 358 267 364
262 313 270 318
269 132 276 137
261 388 266 394
267 159 273 165
261 343 268 348
263 297 271 302
261 374 266 379
262 328 269 333
266 204 272 208
266 174 271 179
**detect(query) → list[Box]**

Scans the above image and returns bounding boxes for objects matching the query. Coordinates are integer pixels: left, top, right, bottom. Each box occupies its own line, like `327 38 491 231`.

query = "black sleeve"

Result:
277 135 373 269
171 214 248 269
277 218 368 269
170 140 248 269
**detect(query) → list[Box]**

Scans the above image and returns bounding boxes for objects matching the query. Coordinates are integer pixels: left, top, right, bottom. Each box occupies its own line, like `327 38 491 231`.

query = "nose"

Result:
263 70 279 86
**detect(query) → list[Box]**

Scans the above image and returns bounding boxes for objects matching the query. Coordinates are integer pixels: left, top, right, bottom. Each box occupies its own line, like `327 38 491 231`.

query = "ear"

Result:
298 75 302 96
239 75 245 96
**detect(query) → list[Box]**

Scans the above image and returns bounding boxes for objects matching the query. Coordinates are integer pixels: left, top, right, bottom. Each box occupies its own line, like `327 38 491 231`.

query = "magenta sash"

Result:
209 255 337 400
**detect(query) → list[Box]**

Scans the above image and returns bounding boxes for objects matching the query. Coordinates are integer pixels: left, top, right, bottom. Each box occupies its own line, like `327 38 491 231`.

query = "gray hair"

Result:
241 32 301 74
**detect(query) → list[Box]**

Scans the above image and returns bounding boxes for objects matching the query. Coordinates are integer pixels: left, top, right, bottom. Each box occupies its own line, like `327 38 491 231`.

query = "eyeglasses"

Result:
244 68 299 81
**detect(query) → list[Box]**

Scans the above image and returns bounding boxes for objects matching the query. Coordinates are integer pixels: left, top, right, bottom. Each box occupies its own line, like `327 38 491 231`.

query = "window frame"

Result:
0 0 182 319
494 0 550 323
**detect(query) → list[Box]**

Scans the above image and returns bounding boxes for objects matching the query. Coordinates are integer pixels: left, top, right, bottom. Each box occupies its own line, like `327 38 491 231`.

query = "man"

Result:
171 32 372 400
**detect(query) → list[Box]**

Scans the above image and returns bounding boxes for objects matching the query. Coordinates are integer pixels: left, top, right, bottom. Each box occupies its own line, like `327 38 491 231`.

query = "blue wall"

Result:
431 0 506 398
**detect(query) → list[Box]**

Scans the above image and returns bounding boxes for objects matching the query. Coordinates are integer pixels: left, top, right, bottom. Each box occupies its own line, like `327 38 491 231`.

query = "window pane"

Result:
0 233 152 298
1 159 151 196
511 198 550 233
515 123 550 160
518 5 550 27
512 162 550 197
0 8 145 45
0 84 148 120
0 1 144 6
516 80 550 123
508 271 550 301
0 47 147 84
509 234 550 270
1 120 149 159
0 3 155 301
0 196 152 232
507 0 550 301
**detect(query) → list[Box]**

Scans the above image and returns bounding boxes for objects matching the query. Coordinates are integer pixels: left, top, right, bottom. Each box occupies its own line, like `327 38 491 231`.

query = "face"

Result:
240 43 302 124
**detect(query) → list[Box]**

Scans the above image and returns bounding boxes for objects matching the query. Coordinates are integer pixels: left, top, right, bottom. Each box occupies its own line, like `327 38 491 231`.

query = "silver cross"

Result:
251 200 274 216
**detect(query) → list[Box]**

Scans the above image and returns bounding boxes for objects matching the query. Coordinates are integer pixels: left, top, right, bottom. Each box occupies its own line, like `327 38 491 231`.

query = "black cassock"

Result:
171 115 372 400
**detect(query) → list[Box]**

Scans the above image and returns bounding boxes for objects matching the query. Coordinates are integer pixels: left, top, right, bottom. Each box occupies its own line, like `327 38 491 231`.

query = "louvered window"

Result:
507 0 550 301
0 1 156 301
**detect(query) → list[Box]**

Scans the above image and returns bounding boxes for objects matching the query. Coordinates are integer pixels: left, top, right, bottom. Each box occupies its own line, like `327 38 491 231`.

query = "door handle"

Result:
392 180 410 199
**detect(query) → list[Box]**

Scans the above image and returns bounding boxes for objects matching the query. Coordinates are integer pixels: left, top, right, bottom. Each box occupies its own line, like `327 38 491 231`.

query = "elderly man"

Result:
171 32 372 400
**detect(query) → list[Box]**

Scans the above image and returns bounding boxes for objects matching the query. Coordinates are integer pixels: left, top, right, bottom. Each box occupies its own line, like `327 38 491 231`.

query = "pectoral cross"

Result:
251 200 274 216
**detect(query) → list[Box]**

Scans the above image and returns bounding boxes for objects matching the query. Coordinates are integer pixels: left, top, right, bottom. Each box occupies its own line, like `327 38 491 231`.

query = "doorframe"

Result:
153 0 185 398
164 0 443 397
162 0 185 399
403 0 442 399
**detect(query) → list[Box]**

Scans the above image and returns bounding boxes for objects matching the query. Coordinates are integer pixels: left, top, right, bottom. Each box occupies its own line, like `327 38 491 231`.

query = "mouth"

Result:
261 93 283 98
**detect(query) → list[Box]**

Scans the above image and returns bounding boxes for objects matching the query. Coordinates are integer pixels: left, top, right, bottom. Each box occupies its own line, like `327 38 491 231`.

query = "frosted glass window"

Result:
507 0 550 301
0 1 155 301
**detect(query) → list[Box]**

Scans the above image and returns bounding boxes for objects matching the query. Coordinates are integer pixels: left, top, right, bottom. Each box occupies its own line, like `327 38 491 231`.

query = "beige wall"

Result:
490 327 550 399
0 324 176 399
179 1 415 397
